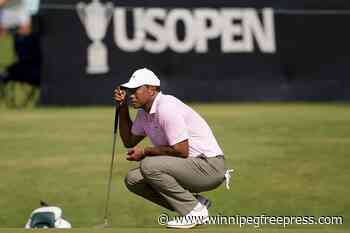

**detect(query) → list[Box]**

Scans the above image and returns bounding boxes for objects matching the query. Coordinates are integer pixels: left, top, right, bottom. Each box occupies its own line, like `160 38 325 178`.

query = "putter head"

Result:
40 200 49 207
94 219 112 228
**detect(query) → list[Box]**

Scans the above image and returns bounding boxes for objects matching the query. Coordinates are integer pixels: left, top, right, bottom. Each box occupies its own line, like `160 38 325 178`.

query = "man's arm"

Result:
118 103 145 148
144 140 189 158
114 87 144 148
126 140 189 161
0 0 8 7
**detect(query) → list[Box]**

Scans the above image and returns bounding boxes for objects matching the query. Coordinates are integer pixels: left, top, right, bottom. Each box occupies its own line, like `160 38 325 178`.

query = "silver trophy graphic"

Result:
77 0 114 74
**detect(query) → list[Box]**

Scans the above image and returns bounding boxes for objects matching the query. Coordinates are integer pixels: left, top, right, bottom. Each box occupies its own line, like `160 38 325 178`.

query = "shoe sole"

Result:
166 216 209 228
166 223 197 229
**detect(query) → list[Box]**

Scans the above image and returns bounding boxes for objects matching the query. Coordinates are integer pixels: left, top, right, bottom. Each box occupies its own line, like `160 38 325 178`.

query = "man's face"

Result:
128 85 155 109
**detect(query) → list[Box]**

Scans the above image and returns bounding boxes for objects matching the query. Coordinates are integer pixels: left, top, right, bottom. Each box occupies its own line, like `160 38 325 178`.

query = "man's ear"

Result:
148 86 157 96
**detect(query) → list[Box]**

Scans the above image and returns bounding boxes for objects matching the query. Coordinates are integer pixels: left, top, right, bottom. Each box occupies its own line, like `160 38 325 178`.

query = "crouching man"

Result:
114 68 231 229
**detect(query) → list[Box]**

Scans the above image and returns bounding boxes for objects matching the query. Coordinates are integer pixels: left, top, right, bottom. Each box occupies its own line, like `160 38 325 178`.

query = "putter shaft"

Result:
102 104 120 226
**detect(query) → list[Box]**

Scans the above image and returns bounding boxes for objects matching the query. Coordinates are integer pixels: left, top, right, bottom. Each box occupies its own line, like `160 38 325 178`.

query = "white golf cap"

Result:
121 68 160 89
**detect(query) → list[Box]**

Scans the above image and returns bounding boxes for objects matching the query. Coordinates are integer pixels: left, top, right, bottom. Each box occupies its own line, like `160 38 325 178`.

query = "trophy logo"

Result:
77 0 114 74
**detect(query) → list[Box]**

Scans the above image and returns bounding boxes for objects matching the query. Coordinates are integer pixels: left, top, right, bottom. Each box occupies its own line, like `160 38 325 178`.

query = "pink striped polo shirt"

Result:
131 92 224 158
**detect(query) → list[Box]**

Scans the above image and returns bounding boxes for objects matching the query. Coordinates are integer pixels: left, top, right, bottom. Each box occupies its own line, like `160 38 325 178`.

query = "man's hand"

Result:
113 86 127 105
126 147 145 161
0 0 8 6
0 26 7 37
18 23 32 36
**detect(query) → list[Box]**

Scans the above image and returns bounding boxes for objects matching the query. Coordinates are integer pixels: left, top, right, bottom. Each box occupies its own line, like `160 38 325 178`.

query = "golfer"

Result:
113 68 232 229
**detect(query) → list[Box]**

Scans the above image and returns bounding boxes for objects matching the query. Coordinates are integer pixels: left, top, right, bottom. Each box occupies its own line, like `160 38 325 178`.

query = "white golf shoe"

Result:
166 202 209 229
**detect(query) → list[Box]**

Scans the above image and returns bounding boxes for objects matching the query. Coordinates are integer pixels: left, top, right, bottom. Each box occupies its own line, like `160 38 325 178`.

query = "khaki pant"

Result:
124 155 226 216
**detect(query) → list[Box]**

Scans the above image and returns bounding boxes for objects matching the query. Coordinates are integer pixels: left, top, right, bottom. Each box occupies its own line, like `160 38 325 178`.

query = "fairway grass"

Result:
0 34 16 72
0 228 349 233
0 103 349 231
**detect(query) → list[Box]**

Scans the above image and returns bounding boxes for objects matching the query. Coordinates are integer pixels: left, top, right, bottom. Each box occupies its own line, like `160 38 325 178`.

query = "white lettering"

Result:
166 9 195 53
194 8 221 53
114 8 145 52
245 8 276 53
221 9 250 52
144 8 167 53
112 7 276 53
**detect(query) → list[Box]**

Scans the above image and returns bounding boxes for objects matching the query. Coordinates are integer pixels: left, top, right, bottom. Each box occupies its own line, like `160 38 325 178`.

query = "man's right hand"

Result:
0 0 8 6
0 27 7 37
113 87 127 105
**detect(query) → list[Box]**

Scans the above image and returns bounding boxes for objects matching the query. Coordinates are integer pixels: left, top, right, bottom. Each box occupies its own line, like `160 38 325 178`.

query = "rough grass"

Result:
0 103 349 231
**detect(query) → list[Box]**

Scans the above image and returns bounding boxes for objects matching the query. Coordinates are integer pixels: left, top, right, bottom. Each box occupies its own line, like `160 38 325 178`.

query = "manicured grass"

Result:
0 229 349 233
0 103 349 231
0 34 16 72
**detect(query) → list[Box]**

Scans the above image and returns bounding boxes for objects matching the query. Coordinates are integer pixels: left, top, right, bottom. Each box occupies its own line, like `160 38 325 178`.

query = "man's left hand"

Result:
126 147 145 161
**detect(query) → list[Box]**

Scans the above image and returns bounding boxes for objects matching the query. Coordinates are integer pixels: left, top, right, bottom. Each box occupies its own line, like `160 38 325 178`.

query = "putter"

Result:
96 103 120 228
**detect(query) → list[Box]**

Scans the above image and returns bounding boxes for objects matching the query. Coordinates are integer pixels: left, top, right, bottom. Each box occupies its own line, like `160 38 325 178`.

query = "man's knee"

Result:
140 157 160 177
124 169 143 191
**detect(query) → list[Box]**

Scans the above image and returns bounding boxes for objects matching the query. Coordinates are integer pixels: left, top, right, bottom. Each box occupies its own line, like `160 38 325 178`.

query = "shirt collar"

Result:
149 92 162 114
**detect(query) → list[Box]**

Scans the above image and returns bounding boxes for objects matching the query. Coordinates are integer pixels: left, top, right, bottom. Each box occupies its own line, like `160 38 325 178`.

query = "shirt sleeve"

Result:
159 108 189 146
131 110 146 136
